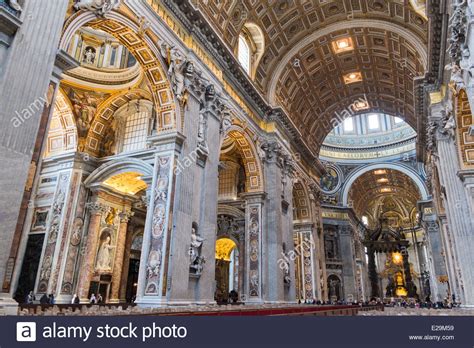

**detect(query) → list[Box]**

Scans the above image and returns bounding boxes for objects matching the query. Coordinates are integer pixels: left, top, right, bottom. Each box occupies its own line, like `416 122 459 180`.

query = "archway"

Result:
216 126 263 303
215 237 238 303
79 158 152 303
341 163 428 207
124 232 143 303
59 10 176 157
327 274 342 302
44 90 78 158
292 181 317 301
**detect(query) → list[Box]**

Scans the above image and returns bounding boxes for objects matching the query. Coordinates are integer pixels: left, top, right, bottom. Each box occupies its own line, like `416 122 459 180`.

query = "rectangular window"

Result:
238 36 251 74
368 114 380 130
343 118 354 132
110 47 117 66
122 111 148 152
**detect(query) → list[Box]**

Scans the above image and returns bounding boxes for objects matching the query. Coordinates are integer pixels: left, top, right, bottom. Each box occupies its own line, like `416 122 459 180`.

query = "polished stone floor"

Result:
358 307 474 316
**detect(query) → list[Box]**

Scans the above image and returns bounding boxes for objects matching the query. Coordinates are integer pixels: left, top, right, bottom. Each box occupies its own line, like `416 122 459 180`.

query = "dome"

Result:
320 113 416 162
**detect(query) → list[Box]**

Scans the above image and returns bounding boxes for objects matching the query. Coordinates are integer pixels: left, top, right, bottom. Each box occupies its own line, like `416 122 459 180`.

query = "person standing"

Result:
26 291 35 304
89 293 97 304
40 293 48 304
71 294 80 304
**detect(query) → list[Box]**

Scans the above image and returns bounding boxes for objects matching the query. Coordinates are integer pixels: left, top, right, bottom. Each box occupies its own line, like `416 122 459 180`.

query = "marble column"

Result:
293 225 317 301
135 150 176 307
420 211 449 301
430 100 474 306
77 202 108 302
0 1 70 310
309 183 325 301
260 140 296 303
119 220 137 302
402 250 416 297
367 247 379 298
339 225 357 301
109 210 133 303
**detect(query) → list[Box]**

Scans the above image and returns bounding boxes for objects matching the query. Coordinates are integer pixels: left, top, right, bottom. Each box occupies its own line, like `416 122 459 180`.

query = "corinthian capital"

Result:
119 211 134 223
85 202 109 215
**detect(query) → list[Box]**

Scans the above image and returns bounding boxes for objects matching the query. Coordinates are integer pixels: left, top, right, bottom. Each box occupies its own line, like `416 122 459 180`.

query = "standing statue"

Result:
96 236 115 271
197 112 206 145
189 228 205 274
160 44 194 105
220 109 233 135
7 0 22 12
74 0 121 17
101 121 116 156
83 48 96 65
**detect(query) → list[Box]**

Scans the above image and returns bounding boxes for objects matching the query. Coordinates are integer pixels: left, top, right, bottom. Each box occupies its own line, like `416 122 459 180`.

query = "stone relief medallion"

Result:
320 164 342 194
250 240 258 261
152 203 166 238
70 218 84 246
249 270 259 297
61 282 72 295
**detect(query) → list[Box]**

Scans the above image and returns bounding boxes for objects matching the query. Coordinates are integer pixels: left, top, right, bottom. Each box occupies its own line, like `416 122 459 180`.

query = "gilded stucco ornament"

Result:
74 0 121 17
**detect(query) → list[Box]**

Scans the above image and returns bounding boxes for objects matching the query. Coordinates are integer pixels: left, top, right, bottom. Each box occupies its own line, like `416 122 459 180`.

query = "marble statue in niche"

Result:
189 226 205 275
96 231 115 271
83 47 96 65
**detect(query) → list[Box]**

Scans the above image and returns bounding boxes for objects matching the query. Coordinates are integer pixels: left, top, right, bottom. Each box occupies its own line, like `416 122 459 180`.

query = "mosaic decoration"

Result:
320 165 340 194
248 204 261 298
145 156 172 295
37 173 70 293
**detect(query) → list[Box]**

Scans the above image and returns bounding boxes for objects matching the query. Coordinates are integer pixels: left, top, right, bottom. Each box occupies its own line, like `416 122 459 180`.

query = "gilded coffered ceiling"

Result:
192 0 428 152
348 168 421 226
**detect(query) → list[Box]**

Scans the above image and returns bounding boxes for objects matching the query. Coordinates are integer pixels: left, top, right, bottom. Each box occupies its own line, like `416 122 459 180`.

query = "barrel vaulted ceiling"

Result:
191 0 428 152
348 168 421 224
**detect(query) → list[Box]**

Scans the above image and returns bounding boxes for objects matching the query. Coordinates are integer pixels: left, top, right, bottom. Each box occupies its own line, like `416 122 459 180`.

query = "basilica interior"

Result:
0 0 473 314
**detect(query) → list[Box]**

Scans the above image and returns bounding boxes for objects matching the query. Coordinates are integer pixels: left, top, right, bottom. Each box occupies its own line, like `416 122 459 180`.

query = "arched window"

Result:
237 23 265 78
238 35 251 74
